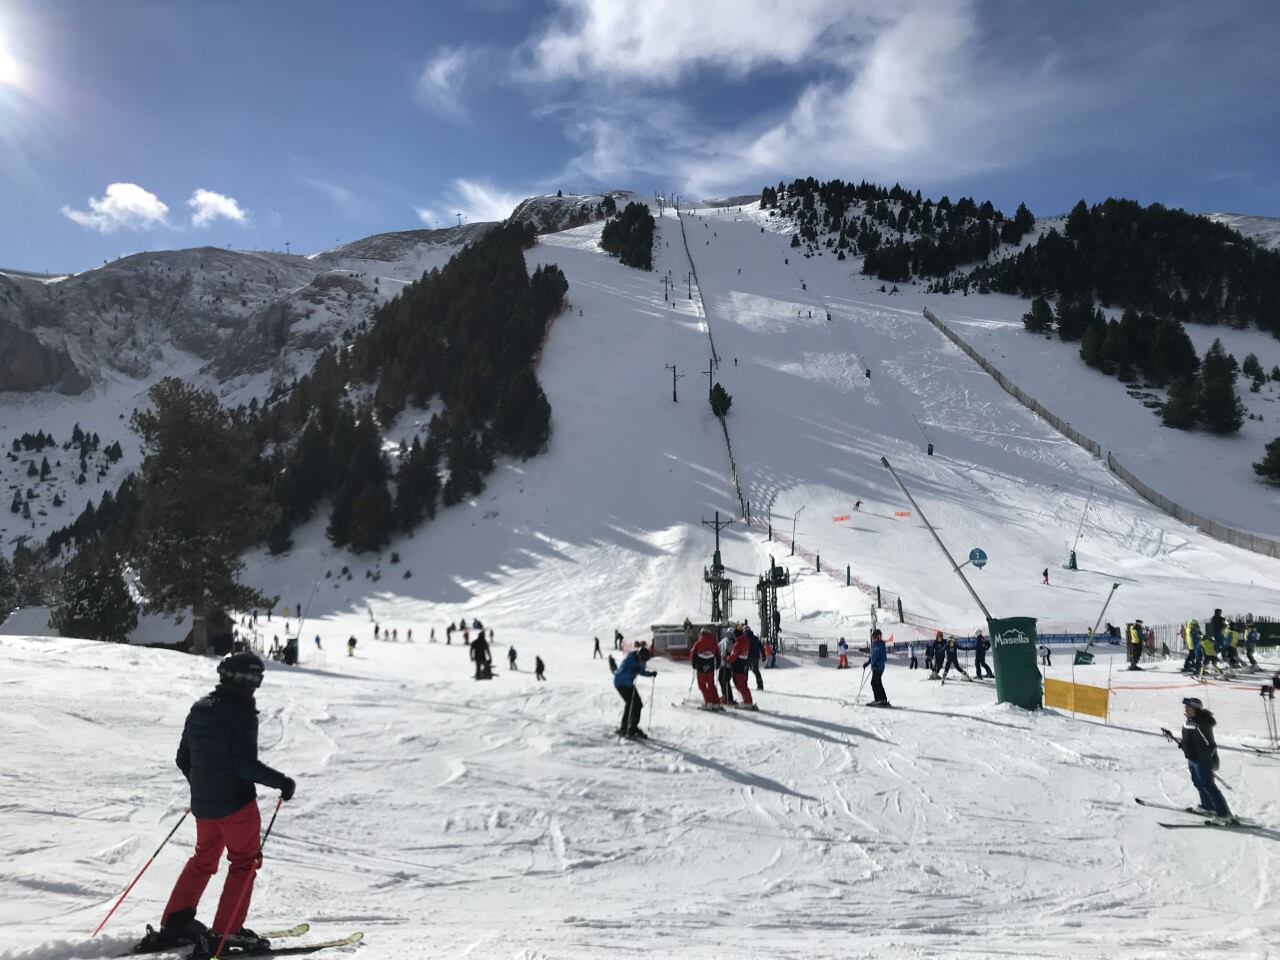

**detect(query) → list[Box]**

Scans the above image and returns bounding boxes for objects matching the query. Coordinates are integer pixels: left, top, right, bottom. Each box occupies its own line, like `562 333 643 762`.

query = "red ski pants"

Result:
695 670 721 705
162 800 261 936
731 670 754 705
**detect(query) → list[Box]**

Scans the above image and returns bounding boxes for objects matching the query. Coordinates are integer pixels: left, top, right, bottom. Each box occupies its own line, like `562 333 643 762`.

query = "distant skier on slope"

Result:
928 632 946 680
1162 697 1236 825
689 627 723 710
746 624 765 690
134 653 295 956
1126 621 1145 671
614 646 657 738
717 630 736 705
593 636 603 659
508 645 518 671
908 643 918 670
1042 568 1050 586
726 625 757 709
863 628 890 706
535 656 546 681
347 636 357 657
836 638 850 669
470 631 492 680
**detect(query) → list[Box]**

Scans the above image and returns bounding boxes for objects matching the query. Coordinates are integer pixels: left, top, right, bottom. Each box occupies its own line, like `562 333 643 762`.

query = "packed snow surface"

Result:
4 205 1280 958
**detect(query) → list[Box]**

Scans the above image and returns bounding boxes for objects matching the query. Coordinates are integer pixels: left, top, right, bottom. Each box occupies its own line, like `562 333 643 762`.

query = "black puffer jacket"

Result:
1179 710 1219 766
176 686 289 819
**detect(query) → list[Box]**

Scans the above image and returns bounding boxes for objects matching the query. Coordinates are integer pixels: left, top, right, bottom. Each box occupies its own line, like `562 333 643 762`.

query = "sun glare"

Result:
0 38 24 90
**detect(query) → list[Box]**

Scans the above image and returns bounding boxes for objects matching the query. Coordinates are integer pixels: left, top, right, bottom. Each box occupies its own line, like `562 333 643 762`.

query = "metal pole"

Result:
1071 485 1095 555
1088 582 1121 647
880 456 991 620
790 505 805 557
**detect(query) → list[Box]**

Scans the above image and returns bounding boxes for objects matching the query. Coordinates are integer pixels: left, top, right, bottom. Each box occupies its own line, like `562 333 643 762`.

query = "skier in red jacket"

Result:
689 628 723 709
725 626 757 709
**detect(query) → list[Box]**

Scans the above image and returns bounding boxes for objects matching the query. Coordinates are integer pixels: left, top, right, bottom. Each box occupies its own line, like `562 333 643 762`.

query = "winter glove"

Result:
281 777 296 802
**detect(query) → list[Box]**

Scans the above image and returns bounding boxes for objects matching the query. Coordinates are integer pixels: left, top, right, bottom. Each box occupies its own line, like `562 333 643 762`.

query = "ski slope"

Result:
5 208 1280 959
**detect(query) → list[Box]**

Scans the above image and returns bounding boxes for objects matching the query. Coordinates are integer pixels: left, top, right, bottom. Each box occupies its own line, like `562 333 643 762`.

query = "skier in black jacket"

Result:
138 653 295 955
973 630 994 678
1163 697 1235 823
471 633 492 679
746 626 765 691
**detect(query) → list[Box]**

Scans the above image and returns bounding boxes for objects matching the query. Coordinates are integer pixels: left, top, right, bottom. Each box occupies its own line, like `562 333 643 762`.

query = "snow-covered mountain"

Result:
1206 212 1280 250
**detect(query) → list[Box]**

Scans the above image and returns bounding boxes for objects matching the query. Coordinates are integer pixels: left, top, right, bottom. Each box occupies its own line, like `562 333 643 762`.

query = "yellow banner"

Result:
1044 678 1109 719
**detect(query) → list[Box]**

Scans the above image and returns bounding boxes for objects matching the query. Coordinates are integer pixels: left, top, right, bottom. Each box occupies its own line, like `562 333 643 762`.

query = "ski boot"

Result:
132 909 211 955
201 927 271 958
628 728 649 740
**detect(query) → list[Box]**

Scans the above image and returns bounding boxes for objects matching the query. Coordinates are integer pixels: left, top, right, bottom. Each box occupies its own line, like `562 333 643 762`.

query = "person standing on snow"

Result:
535 656 546 681
593 636 603 659
1244 624 1260 670
1126 621 1145 671
614 628 624 651
614 646 657 738
717 630 736 706
1162 697 1236 824
836 638 850 670
136 653 295 955
470 631 492 680
346 636 357 657
507 645 518 671
908 643 918 670
689 627 723 710
746 625 765 691
1042 568 1050 586
726 625 757 710
929 632 947 680
973 630 994 678
863 628 890 706
941 635 970 683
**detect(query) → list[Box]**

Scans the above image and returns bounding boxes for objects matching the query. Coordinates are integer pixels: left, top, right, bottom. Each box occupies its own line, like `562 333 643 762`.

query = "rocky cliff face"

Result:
0 225 488 395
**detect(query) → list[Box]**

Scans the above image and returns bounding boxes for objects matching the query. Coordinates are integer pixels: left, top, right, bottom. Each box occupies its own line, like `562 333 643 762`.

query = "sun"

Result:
0 45 20 89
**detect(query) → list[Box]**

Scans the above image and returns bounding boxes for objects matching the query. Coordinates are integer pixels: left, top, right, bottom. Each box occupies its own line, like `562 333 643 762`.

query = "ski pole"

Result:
855 665 869 706
92 808 190 937
213 797 283 959
686 670 695 705
650 675 657 730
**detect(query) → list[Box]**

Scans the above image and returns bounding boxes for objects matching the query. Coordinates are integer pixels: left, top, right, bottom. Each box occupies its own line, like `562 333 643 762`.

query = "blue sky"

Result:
1 0 1277 273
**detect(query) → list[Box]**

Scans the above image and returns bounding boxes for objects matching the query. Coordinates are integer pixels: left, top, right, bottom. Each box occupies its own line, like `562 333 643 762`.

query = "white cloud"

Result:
414 178 527 227
302 176 371 220
188 188 248 227
528 0 878 82
61 182 170 233
416 46 473 121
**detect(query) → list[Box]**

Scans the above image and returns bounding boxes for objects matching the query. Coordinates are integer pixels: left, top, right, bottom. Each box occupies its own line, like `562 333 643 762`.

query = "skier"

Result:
941 635 969 683
908 643 918 670
1225 623 1241 669
725 625 757 709
863 628 889 706
928 632 946 680
1181 620 1202 673
1042 568 1050 586
854 500 862 511
407 629 412 643
1126 621 1144 670
374 623 379 640
613 646 657 738
391 628 398 642
689 627 723 710
463 627 470 646
747 625 765 691
593 636 603 659
508 645 518 671
295 602 301 619
1039 645 1052 667
1162 698 1236 824
1245 624 1260 670
314 635 321 650
614 628 624 651
608 654 618 674
974 630 994 678
282 637 298 666
446 623 454 645
535 656 546 681
470 631 492 680
135 653 295 955
347 636 356 657
836 637 850 670
717 629 737 705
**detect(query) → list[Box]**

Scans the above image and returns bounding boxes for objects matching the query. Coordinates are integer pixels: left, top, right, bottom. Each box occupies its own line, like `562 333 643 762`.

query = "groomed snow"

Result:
4 207 1280 959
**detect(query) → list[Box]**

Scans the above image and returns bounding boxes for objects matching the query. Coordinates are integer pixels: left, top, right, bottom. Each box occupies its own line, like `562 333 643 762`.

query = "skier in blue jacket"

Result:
613 646 657 738
863 629 890 706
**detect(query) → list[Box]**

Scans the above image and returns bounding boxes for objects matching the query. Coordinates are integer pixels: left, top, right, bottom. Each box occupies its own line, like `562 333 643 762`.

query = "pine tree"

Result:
1162 375 1200 429
1197 339 1245 434
0 553 16 623
130 378 277 654
709 382 733 417
1254 437 1280 485
50 550 138 642
1022 296 1054 333
1079 321 1105 369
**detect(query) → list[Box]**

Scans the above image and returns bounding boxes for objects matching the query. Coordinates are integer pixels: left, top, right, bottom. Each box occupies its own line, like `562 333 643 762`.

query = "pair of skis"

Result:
1133 797 1249 830
126 923 362 958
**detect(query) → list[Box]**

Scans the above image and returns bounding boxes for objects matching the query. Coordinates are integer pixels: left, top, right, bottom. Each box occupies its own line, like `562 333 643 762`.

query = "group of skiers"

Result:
686 622 764 712
908 630 992 682
1178 610 1262 676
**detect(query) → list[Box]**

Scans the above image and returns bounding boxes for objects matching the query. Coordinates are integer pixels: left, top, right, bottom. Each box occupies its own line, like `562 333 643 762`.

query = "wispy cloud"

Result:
61 182 170 232
416 46 474 122
415 177 527 227
188 188 248 227
302 176 371 220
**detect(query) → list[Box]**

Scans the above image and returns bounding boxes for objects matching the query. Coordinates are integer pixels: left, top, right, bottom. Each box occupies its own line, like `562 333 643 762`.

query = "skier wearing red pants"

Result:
689 628 723 709
726 625 757 710
135 653 295 957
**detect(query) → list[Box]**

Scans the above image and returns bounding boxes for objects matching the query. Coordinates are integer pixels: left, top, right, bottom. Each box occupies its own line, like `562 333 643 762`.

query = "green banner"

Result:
1073 650 1095 666
987 616 1042 710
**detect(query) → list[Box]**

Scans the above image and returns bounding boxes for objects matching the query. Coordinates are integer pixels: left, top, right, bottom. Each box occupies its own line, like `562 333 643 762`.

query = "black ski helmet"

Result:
217 651 265 691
